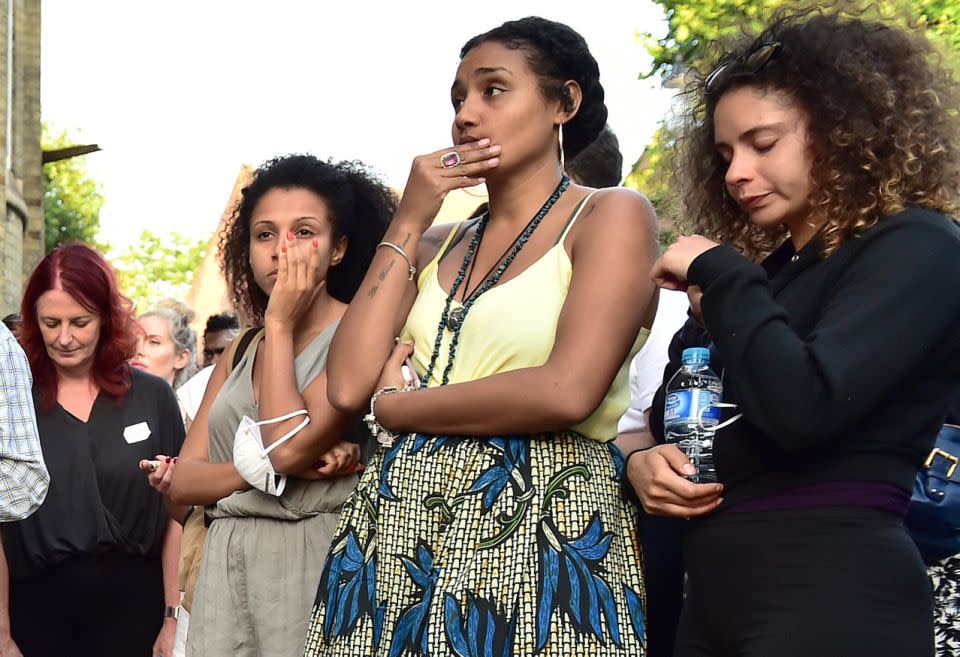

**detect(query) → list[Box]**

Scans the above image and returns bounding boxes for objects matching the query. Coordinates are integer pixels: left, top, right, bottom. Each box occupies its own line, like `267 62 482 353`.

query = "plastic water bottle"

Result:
664 347 722 483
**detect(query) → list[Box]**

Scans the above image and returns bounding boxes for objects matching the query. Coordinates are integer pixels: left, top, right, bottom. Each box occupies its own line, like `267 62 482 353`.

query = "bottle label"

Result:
664 389 722 427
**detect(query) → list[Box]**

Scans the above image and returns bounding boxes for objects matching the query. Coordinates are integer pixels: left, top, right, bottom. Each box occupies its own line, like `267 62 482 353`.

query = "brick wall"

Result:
15 0 43 294
0 0 43 314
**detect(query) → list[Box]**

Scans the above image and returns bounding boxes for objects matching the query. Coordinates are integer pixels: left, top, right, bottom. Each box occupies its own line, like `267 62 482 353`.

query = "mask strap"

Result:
251 409 310 455
697 402 742 432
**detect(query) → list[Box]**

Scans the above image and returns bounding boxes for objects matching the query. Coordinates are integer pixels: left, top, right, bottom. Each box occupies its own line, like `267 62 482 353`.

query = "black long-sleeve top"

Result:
650 207 960 508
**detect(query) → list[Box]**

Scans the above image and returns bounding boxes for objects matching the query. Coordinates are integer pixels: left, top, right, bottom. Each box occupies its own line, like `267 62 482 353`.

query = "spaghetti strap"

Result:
418 222 464 285
438 217 482 264
555 189 600 245
434 223 463 263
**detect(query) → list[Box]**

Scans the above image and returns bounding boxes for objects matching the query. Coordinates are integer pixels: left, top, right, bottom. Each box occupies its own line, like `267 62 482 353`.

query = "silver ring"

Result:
439 151 461 168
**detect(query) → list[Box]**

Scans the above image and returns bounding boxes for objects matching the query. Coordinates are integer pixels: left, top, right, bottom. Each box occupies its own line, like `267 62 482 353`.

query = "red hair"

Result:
20 243 139 412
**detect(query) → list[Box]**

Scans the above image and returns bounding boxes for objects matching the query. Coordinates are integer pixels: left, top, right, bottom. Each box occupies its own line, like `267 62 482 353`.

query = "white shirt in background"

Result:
176 366 215 424
618 289 691 434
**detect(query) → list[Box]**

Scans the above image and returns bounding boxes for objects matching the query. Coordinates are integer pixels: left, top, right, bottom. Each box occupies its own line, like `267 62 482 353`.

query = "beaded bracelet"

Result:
364 386 400 447
377 241 416 281
364 382 418 448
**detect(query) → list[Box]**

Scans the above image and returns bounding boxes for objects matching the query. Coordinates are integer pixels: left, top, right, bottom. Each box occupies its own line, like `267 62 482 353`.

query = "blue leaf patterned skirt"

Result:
303 432 647 656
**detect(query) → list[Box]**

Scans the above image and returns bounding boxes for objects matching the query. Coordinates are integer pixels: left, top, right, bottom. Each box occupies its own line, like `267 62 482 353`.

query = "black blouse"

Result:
650 207 960 507
1 368 185 580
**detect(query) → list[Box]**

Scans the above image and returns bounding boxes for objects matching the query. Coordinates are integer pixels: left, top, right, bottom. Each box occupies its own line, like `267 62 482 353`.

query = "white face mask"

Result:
233 409 310 496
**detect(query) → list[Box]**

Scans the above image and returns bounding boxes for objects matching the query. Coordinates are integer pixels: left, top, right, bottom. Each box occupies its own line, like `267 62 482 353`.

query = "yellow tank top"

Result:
401 192 648 442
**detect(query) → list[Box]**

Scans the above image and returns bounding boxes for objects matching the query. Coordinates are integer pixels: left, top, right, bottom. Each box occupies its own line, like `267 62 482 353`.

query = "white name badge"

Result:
123 422 152 444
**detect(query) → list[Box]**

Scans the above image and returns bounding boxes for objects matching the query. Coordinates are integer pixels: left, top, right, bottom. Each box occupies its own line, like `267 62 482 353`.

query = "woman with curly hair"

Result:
626 8 960 657
0 244 185 657
304 16 657 657
166 155 393 656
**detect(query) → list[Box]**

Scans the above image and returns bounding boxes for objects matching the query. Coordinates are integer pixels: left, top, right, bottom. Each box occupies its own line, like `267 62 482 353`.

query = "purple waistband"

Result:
725 481 911 517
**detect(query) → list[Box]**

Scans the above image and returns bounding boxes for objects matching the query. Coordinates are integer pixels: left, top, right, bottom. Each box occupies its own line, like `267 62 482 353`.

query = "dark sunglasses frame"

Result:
704 42 782 96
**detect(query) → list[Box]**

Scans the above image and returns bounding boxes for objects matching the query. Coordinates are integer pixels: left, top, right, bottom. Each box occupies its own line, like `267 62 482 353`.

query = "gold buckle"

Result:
925 448 959 478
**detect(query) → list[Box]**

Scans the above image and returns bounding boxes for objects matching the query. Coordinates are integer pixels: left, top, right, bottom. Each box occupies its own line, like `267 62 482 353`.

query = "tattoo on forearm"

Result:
378 259 395 282
368 285 379 298
400 233 412 248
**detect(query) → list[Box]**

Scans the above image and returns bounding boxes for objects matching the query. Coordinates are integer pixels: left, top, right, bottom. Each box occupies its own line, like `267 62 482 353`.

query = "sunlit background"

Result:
41 0 671 249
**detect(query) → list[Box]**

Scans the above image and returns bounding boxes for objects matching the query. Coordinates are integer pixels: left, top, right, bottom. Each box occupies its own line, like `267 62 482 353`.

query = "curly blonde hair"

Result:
669 7 960 258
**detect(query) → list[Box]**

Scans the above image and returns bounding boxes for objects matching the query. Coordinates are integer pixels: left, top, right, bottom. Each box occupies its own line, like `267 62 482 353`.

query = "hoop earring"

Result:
558 122 565 171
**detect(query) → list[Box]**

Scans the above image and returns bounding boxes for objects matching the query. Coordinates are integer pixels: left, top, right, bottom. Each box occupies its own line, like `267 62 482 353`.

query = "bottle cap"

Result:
681 347 710 365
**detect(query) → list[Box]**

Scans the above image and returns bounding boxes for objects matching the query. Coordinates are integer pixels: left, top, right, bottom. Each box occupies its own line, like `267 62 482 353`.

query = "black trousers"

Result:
10 553 164 657
639 512 686 657
675 507 934 657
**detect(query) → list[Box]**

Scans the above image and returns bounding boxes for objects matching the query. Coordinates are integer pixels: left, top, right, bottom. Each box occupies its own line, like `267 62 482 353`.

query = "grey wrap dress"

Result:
187 324 362 657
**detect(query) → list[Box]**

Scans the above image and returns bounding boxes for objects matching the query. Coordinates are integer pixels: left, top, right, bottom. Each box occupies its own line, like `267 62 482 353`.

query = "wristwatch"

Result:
163 605 180 620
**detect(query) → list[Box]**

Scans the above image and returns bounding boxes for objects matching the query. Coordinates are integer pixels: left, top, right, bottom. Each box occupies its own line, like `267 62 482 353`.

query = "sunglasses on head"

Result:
704 42 782 96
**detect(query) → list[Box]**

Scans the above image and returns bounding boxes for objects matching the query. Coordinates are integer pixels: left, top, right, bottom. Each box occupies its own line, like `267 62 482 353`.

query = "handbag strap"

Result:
201 326 264 530
225 326 264 376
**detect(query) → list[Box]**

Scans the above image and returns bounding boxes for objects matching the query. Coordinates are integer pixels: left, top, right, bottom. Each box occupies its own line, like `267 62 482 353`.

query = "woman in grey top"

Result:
167 155 394 656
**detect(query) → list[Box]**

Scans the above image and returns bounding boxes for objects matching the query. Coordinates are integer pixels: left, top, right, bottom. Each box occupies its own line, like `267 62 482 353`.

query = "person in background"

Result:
133 300 200 656
615 287 690 657
134 301 201 396
568 118 689 656
167 155 392 657
566 123 623 188
156 312 240 657
923 391 960 656
0 243 186 657
200 312 240 368
176 312 241 431
1 314 21 344
629 9 960 656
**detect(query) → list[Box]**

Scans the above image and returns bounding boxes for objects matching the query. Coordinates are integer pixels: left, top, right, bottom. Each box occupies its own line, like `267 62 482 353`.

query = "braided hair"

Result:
461 16 607 161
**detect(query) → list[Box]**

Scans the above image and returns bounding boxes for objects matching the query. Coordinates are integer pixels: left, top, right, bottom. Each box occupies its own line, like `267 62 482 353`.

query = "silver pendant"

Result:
447 306 467 332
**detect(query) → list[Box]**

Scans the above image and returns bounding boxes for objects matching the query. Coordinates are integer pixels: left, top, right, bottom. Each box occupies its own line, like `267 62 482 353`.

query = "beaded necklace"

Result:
420 175 571 387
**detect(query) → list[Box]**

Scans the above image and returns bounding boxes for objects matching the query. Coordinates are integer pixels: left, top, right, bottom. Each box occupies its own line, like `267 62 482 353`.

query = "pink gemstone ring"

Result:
439 151 461 169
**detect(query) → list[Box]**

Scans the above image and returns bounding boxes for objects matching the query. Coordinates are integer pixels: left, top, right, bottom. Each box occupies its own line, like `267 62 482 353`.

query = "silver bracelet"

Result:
377 241 416 281
364 386 401 447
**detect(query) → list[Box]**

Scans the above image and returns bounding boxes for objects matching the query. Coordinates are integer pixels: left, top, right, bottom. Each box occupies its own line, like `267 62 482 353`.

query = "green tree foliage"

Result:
113 230 207 311
42 125 105 253
628 0 960 230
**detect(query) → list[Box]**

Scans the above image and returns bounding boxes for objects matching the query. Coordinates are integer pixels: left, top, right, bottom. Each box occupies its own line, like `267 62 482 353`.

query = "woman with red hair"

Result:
0 243 186 657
